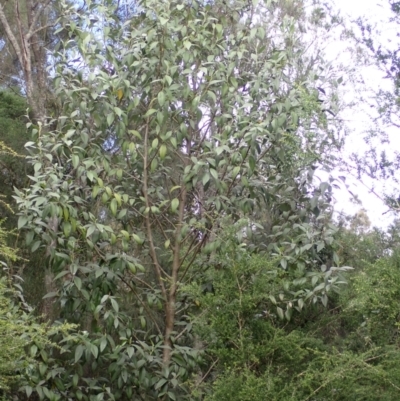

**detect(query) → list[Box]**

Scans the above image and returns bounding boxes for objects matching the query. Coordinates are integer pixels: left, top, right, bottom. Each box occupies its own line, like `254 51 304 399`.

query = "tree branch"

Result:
26 0 52 39
143 117 167 301
0 3 23 64
27 22 55 39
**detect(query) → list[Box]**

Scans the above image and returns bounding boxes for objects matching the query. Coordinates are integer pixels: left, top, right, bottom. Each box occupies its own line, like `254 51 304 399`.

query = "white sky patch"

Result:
322 0 400 228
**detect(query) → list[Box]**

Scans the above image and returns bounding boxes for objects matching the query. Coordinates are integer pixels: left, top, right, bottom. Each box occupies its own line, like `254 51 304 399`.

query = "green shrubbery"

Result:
0 220 75 400
192 249 400 400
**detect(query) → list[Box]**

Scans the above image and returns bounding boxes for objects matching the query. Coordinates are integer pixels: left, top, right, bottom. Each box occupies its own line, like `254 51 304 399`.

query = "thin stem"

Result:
143 117 167 301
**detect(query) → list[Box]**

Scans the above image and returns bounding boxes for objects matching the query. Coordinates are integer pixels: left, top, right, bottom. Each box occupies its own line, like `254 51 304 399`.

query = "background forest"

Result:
1 0 400 400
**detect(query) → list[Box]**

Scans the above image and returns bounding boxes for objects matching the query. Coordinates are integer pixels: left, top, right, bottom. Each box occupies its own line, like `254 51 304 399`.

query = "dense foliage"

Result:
0 0 399 400
0 91 29 216
194 247 400 400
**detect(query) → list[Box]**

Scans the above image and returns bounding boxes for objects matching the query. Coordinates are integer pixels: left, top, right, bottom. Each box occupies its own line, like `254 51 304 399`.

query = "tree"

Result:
0 0 59 123
15 0 347 399
342 0 400 214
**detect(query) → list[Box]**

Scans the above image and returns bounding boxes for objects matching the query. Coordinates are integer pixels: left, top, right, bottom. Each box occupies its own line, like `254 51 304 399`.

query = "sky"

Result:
326 0 400 228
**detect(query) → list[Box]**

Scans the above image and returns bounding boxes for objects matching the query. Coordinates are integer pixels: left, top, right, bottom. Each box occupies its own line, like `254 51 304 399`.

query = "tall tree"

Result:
15 0 346 399
0 0 58 123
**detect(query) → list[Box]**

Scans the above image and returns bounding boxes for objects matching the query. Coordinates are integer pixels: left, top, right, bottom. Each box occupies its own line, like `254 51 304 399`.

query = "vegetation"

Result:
193 243 400 400
0 219 74 400
0 0 399 400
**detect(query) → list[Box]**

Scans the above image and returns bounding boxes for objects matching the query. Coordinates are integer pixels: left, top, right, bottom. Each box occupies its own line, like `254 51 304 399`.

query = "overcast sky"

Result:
326 0 400 228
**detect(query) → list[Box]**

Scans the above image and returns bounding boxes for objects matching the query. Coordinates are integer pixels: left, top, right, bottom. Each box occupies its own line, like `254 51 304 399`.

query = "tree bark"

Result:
0 0 52 123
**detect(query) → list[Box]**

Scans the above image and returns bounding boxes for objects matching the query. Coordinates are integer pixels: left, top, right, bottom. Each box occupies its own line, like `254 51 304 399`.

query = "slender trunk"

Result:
26 0 48 123
0 0 50 124
163 185 187 365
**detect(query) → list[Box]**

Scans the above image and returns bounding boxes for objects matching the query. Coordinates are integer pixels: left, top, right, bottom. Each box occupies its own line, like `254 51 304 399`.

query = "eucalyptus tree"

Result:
15 0 346 399
0 0 61 123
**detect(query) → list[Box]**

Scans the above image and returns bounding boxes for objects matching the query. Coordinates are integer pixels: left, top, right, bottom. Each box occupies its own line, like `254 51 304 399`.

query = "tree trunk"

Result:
0 0 51 124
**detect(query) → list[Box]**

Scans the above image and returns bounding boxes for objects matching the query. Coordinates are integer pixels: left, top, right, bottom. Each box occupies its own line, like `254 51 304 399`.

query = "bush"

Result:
193 251 400 400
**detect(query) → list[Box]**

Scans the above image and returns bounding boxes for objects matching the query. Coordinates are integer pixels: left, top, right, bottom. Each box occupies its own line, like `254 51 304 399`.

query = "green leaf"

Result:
136 263 145 273
110 198 118 216
298 298 304 310
128 262 136 274
145 109 157 117
285 308 293 321
92 185 100 199
91 344 99 359
111 298 119 313
158 91 166 106
311 275 319 286
31 241 41 252
30 345 38 357
74 276 82 290
129 129 141 139
132 233 144 245
171 198 179 213
87 225 96 238
155 378 167 390
25 386 33 398
71 154 79 168
127 346 134 358
117 209 127 219
269 295 277 305
231 166 240 178
151 158 158 171
34 162 42 173
97 393 104 401
100 337 107 353
159 144 167 160
18 215 28 229
63 222 72 237
248 155 256 172
121 230 130 240
107 113 114 126
43 291 58 299
210 169 218 180
276 307 284 320
202 173 210 185
333 252 340 266
26 230 34 246
75 345 84 363
42 386 51 399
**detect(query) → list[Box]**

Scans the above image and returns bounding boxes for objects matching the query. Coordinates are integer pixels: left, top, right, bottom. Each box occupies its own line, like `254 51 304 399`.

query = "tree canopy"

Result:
1 0 400 400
